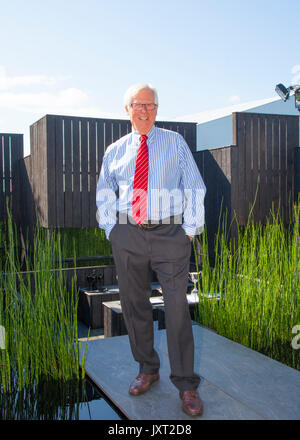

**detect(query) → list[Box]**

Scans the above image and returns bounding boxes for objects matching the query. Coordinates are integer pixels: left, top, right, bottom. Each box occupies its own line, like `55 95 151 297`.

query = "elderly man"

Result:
96 83 206 417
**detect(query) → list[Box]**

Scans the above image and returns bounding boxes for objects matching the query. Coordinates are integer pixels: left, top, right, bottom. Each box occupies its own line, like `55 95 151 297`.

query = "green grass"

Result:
194 202 300 371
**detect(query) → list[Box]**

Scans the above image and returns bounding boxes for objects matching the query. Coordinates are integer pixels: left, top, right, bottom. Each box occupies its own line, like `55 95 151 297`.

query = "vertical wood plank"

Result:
72 118 81 227
3 135 10 202
80 119 89 227
187 123 197 152
30 123 37 223
120 120 129 138
112 121 120 143
287 115 298 214
252 116 259 221
40 118 49 226
96 120 105 181
265 115 274 221
55 117 64 227
231 113 238 224
0 134 23 222
89 120 97 227
11 134 23 224
31 124 38 225
237 114 247 224
244 114 253 220
279 118 287 220
230 144 239 228
272 116 280 215
295 147 300 203
46 115 56 227
258 116 267 223
105 120 112 151
64 117 73 227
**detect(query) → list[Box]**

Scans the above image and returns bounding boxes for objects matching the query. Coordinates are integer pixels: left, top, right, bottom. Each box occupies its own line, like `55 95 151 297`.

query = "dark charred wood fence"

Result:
193 112 300 246
22 115 196 229
0 133 23 223
1 112 299 243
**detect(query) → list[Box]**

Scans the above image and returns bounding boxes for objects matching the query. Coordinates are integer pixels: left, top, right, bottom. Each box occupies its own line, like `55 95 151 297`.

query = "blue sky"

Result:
0 0 299 155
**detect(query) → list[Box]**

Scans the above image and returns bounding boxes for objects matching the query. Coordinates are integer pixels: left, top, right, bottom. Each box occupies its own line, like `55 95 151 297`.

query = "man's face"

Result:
125 88 158 134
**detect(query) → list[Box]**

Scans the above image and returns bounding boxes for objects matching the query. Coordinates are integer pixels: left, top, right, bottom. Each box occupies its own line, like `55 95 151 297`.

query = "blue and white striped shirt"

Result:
96 125 206 239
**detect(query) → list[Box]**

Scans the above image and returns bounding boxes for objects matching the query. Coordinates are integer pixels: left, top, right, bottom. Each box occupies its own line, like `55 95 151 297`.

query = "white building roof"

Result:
175 96 300 151
175 96 286 124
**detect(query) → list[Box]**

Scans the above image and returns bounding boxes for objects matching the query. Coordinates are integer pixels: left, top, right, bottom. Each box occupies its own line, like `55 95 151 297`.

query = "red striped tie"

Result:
132 134 148 224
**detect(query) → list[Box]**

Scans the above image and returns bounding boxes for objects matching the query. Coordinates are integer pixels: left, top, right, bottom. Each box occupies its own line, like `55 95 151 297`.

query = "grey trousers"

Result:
109 221 200 392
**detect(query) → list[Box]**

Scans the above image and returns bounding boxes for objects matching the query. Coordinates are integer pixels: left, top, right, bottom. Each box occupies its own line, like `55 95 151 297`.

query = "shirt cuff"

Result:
182 224 204 237
104 224 115 240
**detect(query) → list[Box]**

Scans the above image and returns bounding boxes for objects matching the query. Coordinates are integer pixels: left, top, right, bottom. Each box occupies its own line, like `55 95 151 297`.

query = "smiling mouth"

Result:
139 117 148 120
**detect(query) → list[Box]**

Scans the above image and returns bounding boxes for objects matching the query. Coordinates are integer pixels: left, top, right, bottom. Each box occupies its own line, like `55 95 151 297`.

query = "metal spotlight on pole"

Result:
275 83 300 112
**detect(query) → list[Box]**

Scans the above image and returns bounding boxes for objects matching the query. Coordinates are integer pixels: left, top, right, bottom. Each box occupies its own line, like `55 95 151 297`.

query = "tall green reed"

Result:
0 207 88 393
194 201 300 371
58 227 112 266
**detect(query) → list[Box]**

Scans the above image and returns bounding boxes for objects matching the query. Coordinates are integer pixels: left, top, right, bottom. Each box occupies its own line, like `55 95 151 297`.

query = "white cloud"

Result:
291 65 300 85
0 88 90 113
0 65 63 90
229 95 241 104
0 65 128 119
0 88 126 121
0 66 125 118
0 66 127 157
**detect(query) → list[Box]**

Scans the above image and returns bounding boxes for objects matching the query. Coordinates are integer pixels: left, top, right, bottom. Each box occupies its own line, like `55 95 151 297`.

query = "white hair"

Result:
123 83 159 108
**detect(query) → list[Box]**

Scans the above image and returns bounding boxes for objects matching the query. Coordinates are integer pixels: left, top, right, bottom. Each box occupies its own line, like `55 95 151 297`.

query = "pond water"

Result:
0 374 127 420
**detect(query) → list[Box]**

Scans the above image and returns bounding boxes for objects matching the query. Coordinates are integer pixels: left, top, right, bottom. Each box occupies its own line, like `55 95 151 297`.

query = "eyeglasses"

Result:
130 103 158 111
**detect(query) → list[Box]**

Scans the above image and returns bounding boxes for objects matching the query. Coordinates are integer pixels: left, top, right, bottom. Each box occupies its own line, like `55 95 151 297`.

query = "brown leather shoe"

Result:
129 373 160 396
179 390 203 416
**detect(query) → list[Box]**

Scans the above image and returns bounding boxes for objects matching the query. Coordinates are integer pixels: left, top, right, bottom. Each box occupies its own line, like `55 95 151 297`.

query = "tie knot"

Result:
140 135 148 142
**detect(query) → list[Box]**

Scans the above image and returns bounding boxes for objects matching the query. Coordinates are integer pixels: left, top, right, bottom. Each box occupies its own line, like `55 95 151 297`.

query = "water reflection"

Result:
0 374 126 420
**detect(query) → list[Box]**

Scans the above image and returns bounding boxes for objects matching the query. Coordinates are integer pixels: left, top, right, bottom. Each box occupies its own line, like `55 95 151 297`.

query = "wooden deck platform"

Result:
79 323 300 420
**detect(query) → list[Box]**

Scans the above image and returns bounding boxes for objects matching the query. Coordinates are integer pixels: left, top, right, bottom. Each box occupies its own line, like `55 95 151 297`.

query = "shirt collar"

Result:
131 125 156 145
